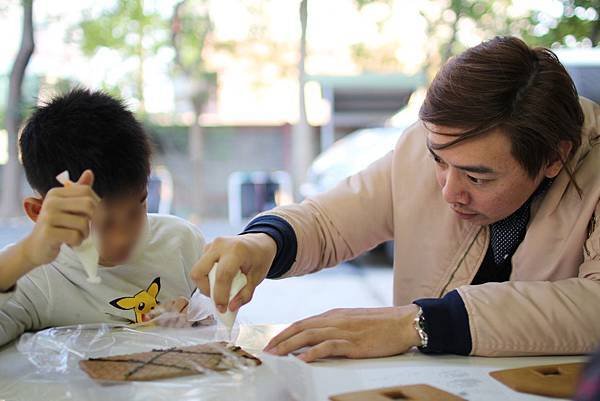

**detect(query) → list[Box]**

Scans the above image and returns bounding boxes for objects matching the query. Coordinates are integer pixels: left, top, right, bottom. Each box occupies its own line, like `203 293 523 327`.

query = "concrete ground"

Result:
0 217 394 325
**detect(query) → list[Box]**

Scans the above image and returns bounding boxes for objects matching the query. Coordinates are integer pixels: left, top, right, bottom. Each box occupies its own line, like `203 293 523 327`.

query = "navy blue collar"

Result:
489 178 553 265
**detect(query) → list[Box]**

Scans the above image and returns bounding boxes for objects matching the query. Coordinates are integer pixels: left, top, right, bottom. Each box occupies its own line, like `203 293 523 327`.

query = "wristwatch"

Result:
413 306 429 349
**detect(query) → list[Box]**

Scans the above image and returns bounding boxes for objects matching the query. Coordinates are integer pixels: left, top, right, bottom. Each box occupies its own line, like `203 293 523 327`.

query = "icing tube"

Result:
208 263 247 334
56 171 101 284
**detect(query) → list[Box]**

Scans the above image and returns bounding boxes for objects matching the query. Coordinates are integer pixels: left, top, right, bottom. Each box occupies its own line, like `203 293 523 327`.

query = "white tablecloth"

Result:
0 324 587 401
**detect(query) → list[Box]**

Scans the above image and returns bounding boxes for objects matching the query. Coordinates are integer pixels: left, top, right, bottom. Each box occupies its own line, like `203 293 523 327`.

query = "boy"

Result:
0 89 205 347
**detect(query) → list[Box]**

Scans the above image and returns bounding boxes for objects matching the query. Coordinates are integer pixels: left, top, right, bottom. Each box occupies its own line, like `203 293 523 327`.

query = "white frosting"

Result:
56 170 101 284
74 234 101 283
208 263 247 333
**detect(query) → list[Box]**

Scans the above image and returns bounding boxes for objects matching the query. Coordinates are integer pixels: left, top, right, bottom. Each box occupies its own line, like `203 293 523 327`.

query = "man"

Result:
191 36 600 362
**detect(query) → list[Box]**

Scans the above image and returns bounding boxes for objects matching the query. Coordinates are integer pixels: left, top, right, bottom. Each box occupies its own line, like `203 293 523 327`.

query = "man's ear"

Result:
544 140 574 179
23 197 43 222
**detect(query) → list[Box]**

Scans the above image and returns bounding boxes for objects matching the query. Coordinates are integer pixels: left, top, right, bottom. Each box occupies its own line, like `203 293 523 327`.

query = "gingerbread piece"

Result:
489 362 584 399
79 342 261 382
329 384 467 401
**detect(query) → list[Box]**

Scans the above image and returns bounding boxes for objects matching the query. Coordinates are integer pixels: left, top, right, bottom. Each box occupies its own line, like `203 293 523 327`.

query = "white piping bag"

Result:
56 171 101 284
208 263 247 335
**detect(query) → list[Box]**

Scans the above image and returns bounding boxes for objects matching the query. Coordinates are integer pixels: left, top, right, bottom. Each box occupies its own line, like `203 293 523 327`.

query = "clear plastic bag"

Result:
5 289 288 401
142 291 243 342
12 323 276 401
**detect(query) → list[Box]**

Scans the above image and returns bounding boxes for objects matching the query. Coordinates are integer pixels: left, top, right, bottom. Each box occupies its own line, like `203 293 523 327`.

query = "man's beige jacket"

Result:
265 98 600 356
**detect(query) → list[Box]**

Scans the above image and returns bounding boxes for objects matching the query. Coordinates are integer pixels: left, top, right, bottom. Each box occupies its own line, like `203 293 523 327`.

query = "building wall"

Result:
150 124 294 219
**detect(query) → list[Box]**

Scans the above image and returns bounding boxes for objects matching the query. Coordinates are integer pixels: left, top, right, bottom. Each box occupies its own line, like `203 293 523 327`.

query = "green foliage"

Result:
523 0 599 47
354 0 393 9
78 0 166 57
76 0 168 112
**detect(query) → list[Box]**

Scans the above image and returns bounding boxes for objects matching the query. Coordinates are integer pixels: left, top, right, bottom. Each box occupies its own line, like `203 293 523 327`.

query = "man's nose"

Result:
441 169 469 205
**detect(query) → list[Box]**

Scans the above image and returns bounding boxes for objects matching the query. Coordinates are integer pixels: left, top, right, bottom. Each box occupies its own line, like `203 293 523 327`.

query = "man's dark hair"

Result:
20 88 152 198
420 36 584 187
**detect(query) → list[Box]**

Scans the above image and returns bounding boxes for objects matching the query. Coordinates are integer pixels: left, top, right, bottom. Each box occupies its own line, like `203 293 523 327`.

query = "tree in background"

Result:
294 0 395 191
347 0 597 81
0 0 34 218
351 0 406 72
67 0 600 208
292 0 312 194
420 0 598 78
170 0 216 219
77 0 165 114
523 0 599 47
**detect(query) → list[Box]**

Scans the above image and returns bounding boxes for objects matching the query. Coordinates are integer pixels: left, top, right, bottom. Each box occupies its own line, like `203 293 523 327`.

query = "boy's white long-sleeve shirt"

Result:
0 214 205 347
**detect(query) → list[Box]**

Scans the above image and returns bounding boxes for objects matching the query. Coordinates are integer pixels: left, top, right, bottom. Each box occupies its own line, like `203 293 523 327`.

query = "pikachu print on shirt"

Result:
109 277 161 324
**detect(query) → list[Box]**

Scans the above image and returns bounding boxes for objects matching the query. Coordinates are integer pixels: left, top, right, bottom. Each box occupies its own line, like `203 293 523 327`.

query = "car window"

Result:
565 65 600 104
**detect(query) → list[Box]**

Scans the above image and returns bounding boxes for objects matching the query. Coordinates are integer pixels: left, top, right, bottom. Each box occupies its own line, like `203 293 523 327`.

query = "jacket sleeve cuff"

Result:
240 215 297 279
413 289 472 355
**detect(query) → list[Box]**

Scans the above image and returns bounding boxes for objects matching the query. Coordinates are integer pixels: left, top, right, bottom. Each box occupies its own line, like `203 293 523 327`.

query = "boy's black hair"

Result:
20 88 152 198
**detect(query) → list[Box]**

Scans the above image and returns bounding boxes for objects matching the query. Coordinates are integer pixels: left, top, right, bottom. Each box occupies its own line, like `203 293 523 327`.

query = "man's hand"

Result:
22 170 100 267
190 233 277 314
264 305 422 362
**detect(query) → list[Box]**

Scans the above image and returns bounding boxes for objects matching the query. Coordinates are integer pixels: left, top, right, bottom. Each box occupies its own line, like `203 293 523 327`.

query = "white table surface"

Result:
0 324 587 401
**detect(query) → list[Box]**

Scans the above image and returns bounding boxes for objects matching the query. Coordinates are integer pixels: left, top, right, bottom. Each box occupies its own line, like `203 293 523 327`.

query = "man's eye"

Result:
468 176 487 185
430 154 443 164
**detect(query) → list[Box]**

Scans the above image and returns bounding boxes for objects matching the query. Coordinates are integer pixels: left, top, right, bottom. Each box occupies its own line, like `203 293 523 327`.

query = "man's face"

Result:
94 190 148 266
426 125 548 226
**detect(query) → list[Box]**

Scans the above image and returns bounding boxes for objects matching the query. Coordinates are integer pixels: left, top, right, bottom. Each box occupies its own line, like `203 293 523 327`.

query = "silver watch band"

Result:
413 306 429 349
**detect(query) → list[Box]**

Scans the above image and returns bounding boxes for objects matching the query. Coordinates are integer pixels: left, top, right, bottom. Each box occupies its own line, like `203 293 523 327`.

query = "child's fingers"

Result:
50 226 85 247
50 212 90 239
76 169 95 187
56 197 98 220
48 183 101 203
173 297 189 313
151 312 185 328
147 306 166 320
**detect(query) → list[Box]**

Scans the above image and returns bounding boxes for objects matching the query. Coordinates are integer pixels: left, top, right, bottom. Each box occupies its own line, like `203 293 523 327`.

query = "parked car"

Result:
300 101 420 199
555 47 600 104
300 103 419 264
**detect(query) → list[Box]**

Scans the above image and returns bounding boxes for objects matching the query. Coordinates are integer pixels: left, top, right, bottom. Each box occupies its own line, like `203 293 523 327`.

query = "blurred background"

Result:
0 0 598 321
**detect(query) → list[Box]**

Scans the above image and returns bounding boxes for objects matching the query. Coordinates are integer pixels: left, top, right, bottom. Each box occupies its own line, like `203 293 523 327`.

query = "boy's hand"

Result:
143 296 215 328
144 297 190 327
190 233 277 314
22 170 100 268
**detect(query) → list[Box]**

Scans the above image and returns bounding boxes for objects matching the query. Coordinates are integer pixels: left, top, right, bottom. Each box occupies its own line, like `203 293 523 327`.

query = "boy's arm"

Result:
0 274 48 347
0 170 100 293
0 241 36 294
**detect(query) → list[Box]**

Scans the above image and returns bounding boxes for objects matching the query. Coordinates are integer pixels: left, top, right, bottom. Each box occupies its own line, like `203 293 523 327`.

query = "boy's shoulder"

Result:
144 214 205 270
146 214 205 246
